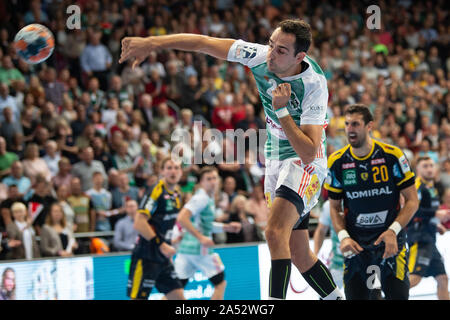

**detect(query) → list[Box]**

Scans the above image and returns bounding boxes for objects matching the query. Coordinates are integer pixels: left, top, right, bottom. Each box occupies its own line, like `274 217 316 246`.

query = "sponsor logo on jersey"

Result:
359 163 368 171
163 213 179 221
361 172 369 181
343 169 357 186
345 186 393 199
342 163 355 169
355 210 388 227
235 44 257 59
399 155 411 173
393 164 402 178
371 158 386 165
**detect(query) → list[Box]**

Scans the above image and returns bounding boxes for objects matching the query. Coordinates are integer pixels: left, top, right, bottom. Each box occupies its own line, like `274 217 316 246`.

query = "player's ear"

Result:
366 120 374 131
295 51 306 63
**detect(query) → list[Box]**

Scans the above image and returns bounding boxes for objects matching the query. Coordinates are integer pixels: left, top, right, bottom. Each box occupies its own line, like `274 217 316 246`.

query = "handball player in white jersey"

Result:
120 19 343 300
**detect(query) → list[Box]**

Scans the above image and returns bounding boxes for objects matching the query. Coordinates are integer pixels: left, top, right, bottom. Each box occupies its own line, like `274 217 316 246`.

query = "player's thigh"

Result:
174 253 197 281
155 263 184 297
165 288 185 300
196 253 226 281
127 258 157 300
408 242 432 277
380 245 410 300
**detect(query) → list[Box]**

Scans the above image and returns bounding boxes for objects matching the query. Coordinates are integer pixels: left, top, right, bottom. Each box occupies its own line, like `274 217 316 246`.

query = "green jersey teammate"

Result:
120 19 343 300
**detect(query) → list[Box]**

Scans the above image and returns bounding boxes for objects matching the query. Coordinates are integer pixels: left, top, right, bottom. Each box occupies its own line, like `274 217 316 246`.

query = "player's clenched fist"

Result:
272 83 291 110
120 37 155 69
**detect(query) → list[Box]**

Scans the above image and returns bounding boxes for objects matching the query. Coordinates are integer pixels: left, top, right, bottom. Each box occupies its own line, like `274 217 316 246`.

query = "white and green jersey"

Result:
177 188 216 255
227 39 328 165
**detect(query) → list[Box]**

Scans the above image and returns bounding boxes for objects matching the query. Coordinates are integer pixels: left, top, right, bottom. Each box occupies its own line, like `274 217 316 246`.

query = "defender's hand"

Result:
374 230 399 259
159 242 177 258
272 83 291 110
340 237 364 258
120 37 155 68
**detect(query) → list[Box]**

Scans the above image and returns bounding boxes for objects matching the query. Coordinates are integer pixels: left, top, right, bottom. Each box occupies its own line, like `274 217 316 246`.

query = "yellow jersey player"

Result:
325 104 419 300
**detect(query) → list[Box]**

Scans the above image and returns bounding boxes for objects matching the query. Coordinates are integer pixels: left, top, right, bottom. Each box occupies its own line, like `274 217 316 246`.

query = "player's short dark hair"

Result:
198 166 218 181
416 156 432 166
344 104 374 125
278 19 312 55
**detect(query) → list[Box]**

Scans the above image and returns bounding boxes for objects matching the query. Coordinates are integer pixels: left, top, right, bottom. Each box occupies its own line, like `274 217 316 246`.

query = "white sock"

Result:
322 287 345 300
268 297 283 300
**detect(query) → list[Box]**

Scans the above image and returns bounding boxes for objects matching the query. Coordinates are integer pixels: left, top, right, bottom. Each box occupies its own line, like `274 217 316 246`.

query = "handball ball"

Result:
14 24 54 64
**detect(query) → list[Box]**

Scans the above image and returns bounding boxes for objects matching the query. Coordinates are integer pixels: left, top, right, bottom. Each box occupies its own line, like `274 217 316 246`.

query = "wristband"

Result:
150 235 164 247
338 229 350 242
275 106 290 118
388 221 402 235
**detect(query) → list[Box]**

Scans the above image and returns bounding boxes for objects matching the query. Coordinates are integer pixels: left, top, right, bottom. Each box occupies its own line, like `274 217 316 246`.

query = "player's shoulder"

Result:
328 144 351 168
228 39 268 68
373 140 404 160
150 180 165 200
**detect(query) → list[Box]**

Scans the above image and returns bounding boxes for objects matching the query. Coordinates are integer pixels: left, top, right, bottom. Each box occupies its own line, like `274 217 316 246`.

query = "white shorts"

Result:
264 157 326 219
174 252 225 280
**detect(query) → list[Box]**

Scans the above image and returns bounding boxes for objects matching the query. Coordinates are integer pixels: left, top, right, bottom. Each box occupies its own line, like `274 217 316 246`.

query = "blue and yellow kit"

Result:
133 179 182 262
324 140 416 299
127 179 183 299
324 140 415 248
406 178 446 278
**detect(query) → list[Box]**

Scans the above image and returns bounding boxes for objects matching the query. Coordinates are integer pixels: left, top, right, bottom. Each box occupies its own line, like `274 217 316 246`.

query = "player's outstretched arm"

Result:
119 34 236 68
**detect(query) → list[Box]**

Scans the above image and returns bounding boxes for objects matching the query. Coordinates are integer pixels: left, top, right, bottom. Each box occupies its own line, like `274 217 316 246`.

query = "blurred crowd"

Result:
0 0 448 260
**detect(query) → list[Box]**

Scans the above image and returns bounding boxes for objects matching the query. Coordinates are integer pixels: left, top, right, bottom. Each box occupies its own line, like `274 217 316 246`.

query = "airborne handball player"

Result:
120 19 343 300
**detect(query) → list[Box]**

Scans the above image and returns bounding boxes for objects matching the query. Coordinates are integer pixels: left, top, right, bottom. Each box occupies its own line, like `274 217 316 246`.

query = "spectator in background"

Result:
113 199 139 252
138 93 154 128
0 185 26 232
245 184 269 231
6 202 40 260
42 140 61 178
107 75 130 103
152 102 176 140
67 177 96 233
22 143 51 184
72 146 107 192
0 55 24 86
51 157 73 191
235 103 265 132
0 83 20 124
145 69 167 107
2 161 31 198
223 176 237 205
40 203 78 257
0 107 23 149
86 172 113 232
43 68 65 107
26 175 56 235
112 141 136 186
80 29 112 91
225 195 262 243
92 136 114 172
0 137 18 179
110 172 139 229
142 51 166 78
56 184 76 233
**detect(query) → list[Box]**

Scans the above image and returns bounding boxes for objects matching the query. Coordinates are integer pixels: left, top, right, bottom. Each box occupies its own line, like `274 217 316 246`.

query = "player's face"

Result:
267 28 304 75
417 159 436 181
201 171 219 194
345 114 371 148
162 160 182 185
